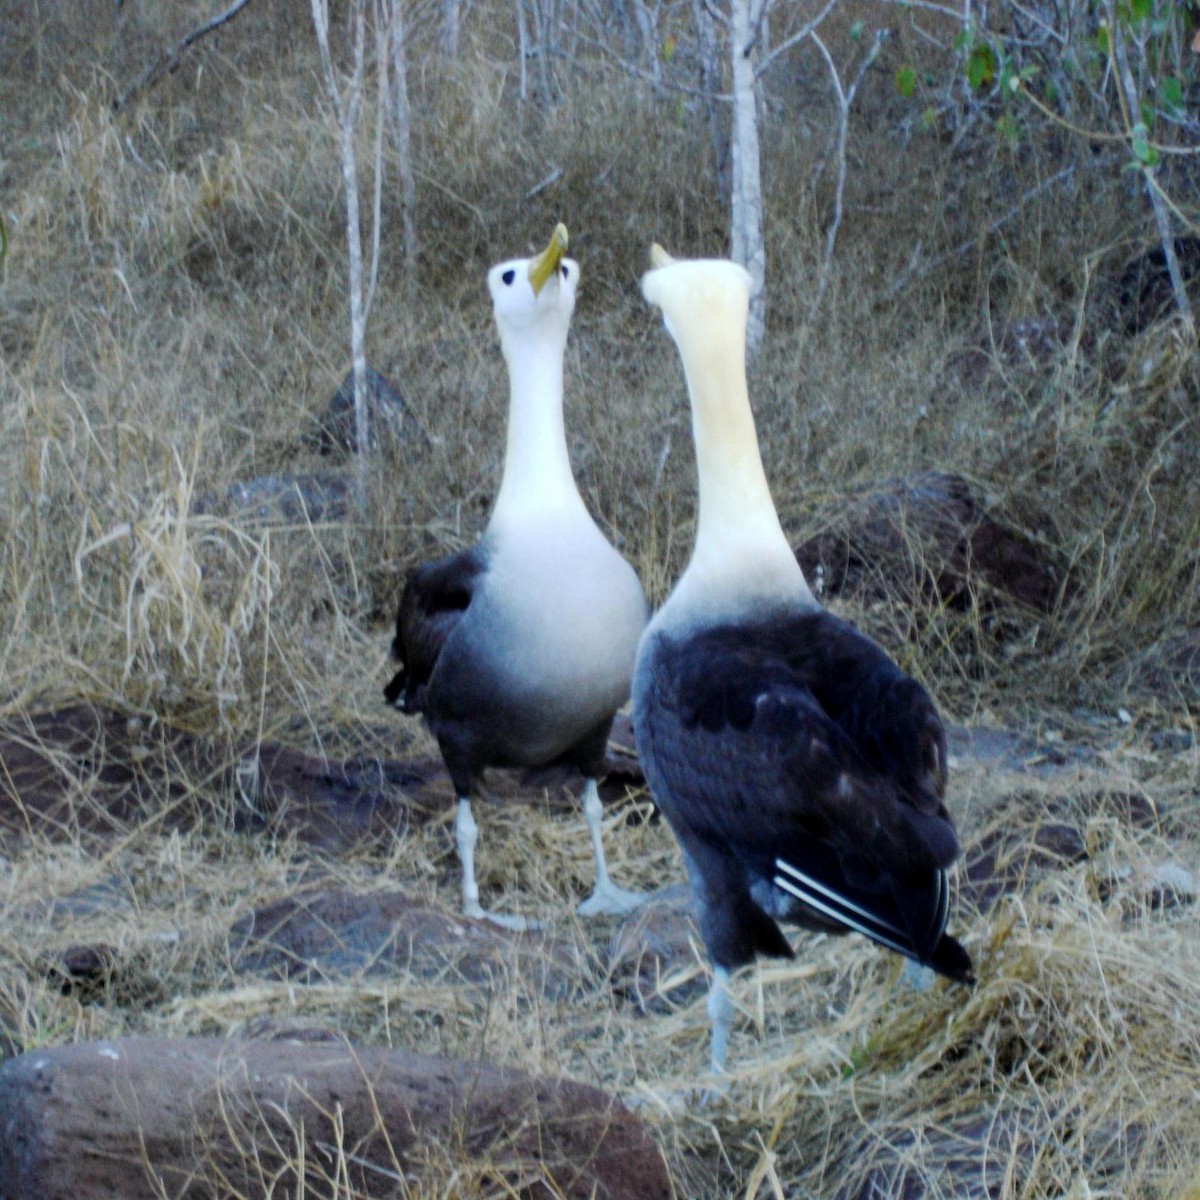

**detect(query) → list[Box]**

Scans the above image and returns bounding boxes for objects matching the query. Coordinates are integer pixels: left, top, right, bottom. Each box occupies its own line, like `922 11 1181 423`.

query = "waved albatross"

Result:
385 225 649 929
632 246 973 1072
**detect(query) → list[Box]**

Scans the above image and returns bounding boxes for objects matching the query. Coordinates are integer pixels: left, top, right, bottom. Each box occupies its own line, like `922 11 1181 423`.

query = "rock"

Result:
310 365 410 456
1113 236 1200 334
0 705 437 853
0 1037 672 1200
214 471 354 523
834 1109 1143 1200
230 888 586 996
793 472 1061 614
960 788 1166 912
1113 626 1200 702
609 884 705 1013
235 743 442 853
42 943 119 999
0 705 206 844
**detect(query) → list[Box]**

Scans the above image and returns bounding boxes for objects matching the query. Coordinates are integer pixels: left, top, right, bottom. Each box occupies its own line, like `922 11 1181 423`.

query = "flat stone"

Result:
230 888 586 996
0 1037 673 1200
835 1107 1144 1199
0 706 436 853
609 884 705 1013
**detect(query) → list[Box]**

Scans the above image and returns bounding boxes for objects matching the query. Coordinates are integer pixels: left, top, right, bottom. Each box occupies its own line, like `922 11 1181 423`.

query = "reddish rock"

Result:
794 473 1061 614
0 1037 673 1200
231 888 587 996
0 705 435 853
0 704 642 854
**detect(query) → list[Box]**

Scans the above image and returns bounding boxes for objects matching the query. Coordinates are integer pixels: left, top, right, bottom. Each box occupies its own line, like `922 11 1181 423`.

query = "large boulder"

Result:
793 472 1061 614
0 1037 672 1200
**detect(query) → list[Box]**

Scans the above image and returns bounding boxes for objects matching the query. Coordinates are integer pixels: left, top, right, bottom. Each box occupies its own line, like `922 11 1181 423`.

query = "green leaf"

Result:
1129 0 1151 21
1130 123 1159 167
1160 76 1183 113
895 65 917 97
850 19 865 41
967 43 996 90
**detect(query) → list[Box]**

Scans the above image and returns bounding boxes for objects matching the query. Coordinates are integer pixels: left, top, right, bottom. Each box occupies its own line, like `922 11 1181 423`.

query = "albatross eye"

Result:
561 265 569 279
502 269 516 286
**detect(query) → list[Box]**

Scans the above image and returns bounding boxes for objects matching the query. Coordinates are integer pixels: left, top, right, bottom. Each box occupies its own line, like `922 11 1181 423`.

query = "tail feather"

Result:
773 856 972 984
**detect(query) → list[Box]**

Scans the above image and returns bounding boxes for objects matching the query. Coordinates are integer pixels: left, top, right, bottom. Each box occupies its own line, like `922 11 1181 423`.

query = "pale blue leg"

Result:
456 797 540 932
576 778 647 917
707 966 734 1074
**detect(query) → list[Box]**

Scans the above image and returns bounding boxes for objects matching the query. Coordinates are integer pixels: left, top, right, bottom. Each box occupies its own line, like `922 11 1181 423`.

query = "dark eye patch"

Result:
561 265 569 279
502 269 516 286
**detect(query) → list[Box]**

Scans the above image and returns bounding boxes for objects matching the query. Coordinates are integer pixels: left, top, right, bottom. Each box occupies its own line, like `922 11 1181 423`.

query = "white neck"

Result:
489 323 587 529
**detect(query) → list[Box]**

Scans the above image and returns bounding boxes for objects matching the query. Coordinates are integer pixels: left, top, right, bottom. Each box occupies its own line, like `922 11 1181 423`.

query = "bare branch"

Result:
1107 0 1194 329
804 29 887 329
881 156 1121 301
755 0 840 77
113 0 254 112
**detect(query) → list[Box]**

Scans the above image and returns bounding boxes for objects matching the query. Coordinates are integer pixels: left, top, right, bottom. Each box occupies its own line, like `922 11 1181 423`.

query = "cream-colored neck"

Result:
671 313 811 609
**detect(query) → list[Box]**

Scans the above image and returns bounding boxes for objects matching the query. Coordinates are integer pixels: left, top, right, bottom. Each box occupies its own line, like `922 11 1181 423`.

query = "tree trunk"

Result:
387 0 419 286
691 0 726 195
729 0 766 354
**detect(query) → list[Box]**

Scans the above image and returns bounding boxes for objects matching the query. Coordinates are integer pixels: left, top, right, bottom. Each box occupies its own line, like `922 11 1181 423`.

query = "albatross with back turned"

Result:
385 224 649 929
633 246 973 1072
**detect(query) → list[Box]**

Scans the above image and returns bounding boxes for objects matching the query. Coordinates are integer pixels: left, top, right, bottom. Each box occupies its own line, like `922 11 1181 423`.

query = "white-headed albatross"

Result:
385 224 649 929
632 245 973 1072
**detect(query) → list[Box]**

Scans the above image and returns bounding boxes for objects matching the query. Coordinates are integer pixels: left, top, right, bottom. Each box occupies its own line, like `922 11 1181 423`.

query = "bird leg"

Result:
576 778 647 917
707 966 733 1074
455 797 540 932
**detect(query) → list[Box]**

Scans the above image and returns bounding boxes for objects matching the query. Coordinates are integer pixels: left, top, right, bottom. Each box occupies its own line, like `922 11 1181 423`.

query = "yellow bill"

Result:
528 223 569 295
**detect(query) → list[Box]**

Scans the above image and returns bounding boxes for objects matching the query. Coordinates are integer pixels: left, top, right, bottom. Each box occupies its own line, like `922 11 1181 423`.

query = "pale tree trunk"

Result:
691 0 726 195
312 0 371 508
630 0 662 94
441 0 462 55
385 0 419 286
729 0 766 355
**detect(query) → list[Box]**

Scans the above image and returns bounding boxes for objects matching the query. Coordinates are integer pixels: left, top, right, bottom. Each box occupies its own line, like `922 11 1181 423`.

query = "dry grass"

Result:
1 0 1199 1195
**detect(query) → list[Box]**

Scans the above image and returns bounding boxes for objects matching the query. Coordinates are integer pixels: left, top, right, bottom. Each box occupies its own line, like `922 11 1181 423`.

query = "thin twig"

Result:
803 30 887 333
755 0 841 76
112 0 255 112
881 156 1121 301
1107 0 1194 329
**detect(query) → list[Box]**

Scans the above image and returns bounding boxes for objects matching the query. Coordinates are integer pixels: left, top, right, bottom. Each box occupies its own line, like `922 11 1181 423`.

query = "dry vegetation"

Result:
1 0 1198 1196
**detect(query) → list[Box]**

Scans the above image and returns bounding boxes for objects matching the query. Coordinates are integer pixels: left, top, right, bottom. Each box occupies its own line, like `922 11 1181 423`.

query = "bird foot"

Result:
463 900 543 933
902 959 936 991
576 880 648 918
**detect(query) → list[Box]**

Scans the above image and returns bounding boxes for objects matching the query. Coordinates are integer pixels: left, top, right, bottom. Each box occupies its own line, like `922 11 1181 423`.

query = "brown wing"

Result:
384 544 488 714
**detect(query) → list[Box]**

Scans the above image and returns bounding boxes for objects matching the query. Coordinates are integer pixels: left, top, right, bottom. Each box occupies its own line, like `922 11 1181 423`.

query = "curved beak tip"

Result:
528 223 570 295
648 243 675 270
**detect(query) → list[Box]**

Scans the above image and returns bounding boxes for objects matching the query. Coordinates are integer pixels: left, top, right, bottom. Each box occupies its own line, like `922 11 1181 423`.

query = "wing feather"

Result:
634 609 971 979
384 545 488 714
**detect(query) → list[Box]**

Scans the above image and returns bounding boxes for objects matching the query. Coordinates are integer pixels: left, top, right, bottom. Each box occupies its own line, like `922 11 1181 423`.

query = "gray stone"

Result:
230 887 587 996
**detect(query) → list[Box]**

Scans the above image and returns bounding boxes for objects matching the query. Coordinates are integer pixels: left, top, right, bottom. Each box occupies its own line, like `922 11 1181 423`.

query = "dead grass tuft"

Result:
1 1 1198 1195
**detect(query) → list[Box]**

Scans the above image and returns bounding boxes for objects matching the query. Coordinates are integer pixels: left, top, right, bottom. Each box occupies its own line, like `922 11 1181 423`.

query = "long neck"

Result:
676 326 812 607
490 326 585 528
